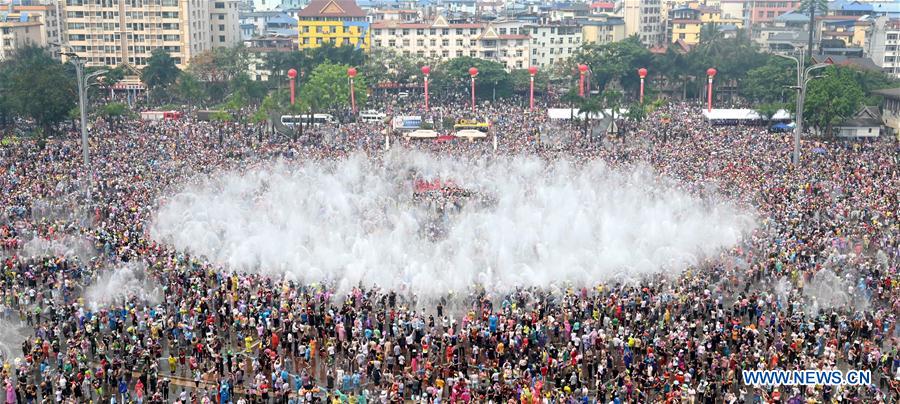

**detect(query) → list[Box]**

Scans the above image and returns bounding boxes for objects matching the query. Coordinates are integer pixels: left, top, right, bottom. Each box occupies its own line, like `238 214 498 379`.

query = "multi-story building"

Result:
623 0 664 46
669 7 702 44
0 14 43 61
210 0 242 48
747 0 802 26
61 0 213 69
668 5 743 45
8 3 62 50
370 16 530 69
866 17 900 78
581 15 627 45
297 0 370 50
527 22 582 69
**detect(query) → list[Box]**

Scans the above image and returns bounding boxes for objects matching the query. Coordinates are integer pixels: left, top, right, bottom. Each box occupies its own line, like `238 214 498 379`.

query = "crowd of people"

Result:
0 93 897 403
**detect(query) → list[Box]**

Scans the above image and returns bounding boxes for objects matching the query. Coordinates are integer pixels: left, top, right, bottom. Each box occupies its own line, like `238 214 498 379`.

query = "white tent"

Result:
405 129 439 138
702 109 791 121
454 129 487 140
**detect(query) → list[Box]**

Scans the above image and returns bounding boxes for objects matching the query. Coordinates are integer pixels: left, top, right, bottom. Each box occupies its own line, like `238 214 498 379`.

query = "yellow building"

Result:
669 6 743 45
297 0 370 51
670 7 703 45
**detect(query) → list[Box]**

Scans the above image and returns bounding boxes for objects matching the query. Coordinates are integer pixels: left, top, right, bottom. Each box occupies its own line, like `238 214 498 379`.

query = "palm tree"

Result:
577 96 604 141
801 0 828 59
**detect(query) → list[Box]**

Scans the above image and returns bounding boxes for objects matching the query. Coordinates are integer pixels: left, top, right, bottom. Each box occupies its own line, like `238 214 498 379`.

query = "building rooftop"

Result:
297 0 366 18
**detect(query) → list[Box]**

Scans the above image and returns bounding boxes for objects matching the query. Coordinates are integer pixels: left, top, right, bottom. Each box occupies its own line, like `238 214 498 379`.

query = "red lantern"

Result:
528 67 537 111
347 67 357 78
578 64 588 97
706 68 717 78
638 68 647 104
422 66 431 111
287 69 297 105
469 67 479 77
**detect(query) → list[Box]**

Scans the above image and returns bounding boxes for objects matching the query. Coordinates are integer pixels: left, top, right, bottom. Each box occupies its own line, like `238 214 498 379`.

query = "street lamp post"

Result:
776 50 830 166
61 50 106 200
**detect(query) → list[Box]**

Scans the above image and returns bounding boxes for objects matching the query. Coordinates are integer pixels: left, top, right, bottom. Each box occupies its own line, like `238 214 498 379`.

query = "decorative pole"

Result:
422 65 431 112
578 64 588 97
288 68 297 105
706 68 717 112
347 67 358 114
528 66 537 112
469 67 478 113
638 68 647 104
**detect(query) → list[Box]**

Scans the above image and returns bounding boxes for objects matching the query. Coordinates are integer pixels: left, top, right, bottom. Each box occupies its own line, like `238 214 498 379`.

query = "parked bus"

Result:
281 114 338 127
359 110 386 123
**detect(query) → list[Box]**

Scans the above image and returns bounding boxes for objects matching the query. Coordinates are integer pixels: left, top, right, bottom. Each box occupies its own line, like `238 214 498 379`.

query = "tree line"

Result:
1 30 897 136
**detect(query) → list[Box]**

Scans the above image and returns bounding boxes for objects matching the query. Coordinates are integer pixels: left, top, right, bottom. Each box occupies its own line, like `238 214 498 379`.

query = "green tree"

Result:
0 46 76 135
803 66 864 136
298 62 368 115
175 72 206 106
577 95 604 139
430 57 513 102
510 69 549 95
742 57 795 103
573 36 652 96
141 49 180 93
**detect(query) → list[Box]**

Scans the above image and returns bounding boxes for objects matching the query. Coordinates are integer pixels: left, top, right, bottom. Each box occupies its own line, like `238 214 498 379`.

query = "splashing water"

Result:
19 235 97 263
0 319 27 365
84 261 162 311
150 150 756 295
802 269 870 314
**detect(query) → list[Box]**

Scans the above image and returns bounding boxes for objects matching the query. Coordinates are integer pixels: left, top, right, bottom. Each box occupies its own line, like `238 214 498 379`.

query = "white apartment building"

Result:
623 0 664 46
210 0 241 48
867 17 900 78
61 0 216 69
371 16 530 70
527 23 582 70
